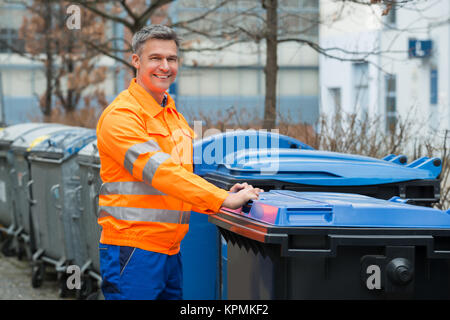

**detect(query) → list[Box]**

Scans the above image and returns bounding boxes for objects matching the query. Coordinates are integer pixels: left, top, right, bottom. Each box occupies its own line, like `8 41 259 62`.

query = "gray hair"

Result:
132 24 180 55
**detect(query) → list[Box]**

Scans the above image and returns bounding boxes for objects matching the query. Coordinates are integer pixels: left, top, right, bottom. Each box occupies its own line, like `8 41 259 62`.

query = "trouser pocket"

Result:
119 246 136 276
99 243 121 296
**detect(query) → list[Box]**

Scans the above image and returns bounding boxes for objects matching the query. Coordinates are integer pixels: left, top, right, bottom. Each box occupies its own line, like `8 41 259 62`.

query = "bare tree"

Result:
67 0 175 71
170 0 401 130
54 0 412 130
18 0 108 121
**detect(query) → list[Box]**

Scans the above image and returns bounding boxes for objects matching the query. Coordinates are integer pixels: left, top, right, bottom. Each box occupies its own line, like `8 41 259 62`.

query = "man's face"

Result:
132 38 178 98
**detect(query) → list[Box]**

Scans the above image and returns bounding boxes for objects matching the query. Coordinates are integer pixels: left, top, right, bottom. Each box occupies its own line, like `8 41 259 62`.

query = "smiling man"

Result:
96 25 262 300
132 36 178 104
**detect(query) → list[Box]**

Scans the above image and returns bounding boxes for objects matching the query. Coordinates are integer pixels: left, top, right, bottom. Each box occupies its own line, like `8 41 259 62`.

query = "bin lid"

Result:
28 127 96 161
76 139 99 164
0 123 56 149
10 124 70 154
193 130 313 176
230 190 450 228
215 148 441 186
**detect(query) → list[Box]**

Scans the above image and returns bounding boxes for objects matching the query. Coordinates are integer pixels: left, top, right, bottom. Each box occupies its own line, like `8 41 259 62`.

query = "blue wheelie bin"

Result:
202 143 442 299
204 148 441 206
181 130 311 299
209 190 450 299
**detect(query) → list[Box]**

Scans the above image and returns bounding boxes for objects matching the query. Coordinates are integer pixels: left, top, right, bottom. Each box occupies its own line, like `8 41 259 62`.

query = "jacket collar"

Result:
128 78 178 119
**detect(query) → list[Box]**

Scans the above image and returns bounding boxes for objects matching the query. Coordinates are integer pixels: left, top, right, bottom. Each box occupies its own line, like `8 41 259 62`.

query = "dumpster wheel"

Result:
31 261 45 288
58 273 71 298
1 236 15 257
16 242 26 261
76 275 93 300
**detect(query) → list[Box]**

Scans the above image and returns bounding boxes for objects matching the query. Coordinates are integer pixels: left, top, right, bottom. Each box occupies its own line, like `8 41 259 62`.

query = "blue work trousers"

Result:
99 243 183 300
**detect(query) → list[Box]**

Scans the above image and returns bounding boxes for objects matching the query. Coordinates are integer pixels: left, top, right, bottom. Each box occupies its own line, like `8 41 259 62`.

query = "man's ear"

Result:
131 53 140 69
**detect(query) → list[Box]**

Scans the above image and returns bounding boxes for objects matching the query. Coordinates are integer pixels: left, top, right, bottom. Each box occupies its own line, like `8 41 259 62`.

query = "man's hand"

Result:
229 182 264 194
222 183 264 209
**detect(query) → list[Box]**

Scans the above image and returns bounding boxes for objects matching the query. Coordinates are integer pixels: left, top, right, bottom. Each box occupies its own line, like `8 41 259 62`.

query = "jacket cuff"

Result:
209 188 230 213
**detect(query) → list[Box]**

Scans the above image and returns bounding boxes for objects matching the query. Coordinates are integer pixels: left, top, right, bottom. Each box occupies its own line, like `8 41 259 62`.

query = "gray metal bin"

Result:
0 123 46 230
75 139 102 298
8 123 69 259
27 127 96 296
0 123 64 256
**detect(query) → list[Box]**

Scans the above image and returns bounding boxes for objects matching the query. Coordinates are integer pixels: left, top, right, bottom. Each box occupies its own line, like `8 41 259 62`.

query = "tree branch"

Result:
135 0 174 29
84 39 134 70
120 0 137 22
171 0 229 28
68 0 134 30
0 39 45 63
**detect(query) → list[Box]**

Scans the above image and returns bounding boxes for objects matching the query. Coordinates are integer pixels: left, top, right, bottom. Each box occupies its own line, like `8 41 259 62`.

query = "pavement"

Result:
0 251 73 300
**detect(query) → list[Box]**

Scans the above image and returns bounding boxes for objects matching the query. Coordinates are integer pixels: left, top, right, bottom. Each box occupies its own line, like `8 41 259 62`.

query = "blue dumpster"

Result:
181 130 309 299
209 190 450 299
27 127 96 294
203 145 442 299
192 130 313 177
204 148 441 206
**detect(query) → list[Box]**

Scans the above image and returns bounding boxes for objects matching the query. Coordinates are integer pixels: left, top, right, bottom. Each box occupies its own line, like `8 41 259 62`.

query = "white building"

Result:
319 0 449 141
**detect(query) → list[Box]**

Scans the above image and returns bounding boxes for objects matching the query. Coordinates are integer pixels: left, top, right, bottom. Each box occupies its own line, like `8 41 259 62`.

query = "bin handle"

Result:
26 180 37 205
93 192 100 218
280 234 450 259
9 168 16 189
50 184 62 210
75 185 84 212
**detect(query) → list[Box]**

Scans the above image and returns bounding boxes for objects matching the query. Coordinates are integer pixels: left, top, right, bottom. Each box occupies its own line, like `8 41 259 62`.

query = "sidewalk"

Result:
0 252 72 300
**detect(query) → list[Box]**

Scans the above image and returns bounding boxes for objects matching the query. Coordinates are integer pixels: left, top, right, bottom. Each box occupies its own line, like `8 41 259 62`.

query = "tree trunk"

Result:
43 0 53 117
262 0 278 130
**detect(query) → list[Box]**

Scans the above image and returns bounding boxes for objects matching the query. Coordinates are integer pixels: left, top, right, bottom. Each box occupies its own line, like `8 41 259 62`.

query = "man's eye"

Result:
150 57 161 61
168 57 178 62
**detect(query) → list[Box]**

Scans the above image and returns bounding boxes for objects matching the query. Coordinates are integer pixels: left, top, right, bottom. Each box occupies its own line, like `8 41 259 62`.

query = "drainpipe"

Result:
377 26 382 127
0 72 5 126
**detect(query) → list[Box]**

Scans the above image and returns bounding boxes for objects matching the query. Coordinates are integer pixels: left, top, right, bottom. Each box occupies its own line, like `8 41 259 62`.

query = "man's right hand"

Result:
221 185 263 209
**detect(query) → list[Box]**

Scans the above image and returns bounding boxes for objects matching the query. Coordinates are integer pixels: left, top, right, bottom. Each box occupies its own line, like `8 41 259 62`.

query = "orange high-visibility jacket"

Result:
96 79 229 255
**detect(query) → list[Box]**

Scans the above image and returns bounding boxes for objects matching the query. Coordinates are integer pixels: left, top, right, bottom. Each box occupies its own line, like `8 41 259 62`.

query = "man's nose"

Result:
159 58 169 71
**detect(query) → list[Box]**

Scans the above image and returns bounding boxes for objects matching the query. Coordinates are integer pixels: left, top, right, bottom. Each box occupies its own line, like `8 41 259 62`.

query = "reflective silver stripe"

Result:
100 181 165 196
142 152 171 184
124 140 161 174
99 206 190 224
180 211 191 224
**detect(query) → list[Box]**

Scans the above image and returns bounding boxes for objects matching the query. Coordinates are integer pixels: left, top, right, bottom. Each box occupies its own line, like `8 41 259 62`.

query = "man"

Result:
96 24 262 300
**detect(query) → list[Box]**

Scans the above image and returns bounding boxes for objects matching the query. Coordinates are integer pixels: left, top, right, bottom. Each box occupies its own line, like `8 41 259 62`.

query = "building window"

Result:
0 28 25 53
430 68 438 105
385 74 396 132
328 87 341 114
353 62 369 116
